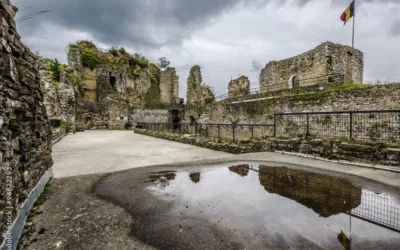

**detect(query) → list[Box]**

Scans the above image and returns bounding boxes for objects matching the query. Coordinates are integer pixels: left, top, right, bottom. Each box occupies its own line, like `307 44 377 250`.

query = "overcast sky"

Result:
12 0 400 98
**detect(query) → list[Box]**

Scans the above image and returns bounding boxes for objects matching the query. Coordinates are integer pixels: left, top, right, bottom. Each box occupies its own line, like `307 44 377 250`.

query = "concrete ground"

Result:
52 130 230 178
19 131 400 250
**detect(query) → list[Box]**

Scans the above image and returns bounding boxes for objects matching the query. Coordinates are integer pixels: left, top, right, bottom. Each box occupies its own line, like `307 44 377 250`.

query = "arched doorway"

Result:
288 74 300 89
292 76 300 89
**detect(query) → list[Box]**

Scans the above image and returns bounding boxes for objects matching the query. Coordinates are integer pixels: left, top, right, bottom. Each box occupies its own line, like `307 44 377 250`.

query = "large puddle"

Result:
147 164 400 249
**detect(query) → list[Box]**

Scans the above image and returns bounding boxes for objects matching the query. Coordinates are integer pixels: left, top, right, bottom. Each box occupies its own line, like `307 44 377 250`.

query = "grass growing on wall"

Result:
43 58 68 89
69 40 150 77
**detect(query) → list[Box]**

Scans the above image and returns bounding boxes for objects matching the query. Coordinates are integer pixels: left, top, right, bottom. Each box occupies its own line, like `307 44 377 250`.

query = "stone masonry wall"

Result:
183 84 400 125
0 0 53 243
260 42 363 92
160 67 179 105
186 65 214 106
228 76 250 98
131 109 171 127
135 129 400 166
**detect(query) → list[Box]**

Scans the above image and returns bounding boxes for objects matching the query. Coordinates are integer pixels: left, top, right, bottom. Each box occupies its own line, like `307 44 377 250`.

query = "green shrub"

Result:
67 73 79 85
109 47 118 56
60 120 71 131
81 48 100 69
118 47 127 55
69 43 80 52
44 58 66 86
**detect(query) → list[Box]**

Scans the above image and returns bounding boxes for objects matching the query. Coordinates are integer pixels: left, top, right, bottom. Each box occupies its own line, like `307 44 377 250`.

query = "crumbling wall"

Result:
39 61 60 119
160 67 179 105
260 42 363 92
68 43 178 130
186 65 214 106
182 83 400 125
131 109 171 127
0 0 53 243
228 76 250 98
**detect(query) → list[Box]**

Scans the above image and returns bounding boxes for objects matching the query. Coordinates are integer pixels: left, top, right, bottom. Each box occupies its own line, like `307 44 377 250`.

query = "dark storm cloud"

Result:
12 0 266 48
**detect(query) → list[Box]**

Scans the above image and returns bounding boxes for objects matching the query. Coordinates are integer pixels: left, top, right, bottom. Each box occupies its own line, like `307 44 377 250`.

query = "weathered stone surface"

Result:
186 65 214 106
0 0 53 243
160 67 179 105
135 128 400 167
228 76 250 98
260 42 364 92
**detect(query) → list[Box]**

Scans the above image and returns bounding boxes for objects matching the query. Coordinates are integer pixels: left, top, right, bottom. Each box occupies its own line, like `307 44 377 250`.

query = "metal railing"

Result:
275 110 400 144
212 74 344 103
349 190 400 233
137 110 400 145
136 122 274 142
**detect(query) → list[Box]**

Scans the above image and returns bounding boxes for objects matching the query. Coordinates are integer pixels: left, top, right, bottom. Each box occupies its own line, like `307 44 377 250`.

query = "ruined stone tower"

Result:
260 42 364 93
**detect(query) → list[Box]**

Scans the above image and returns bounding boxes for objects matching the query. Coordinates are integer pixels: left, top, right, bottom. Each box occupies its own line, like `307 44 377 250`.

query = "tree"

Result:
157 57 170 69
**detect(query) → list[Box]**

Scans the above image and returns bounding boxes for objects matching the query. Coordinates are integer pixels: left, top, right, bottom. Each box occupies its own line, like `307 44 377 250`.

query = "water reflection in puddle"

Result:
148 164 400 249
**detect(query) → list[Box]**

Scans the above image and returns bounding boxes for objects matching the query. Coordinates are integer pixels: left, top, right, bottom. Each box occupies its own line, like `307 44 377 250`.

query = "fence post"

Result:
273 114 277 137
251 125 254 138
218 125 220 139
205 124 208 138
232 124 236 142
349 112 353 141
306 114 310 137
179 123 181 135
195 123 198 137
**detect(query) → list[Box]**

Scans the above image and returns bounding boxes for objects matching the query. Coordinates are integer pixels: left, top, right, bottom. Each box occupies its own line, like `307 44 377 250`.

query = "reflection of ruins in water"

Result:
189 172 201 183
258 166 362 217
228 164 250 177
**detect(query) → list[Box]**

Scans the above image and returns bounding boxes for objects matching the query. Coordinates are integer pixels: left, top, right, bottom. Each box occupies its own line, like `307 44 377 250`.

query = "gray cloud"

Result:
10 0 400 98
13 0 262 49
389 20 400 36
251 60 262 72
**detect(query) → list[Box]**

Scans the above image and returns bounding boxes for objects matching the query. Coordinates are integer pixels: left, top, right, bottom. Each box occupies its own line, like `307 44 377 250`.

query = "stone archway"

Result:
288 74 300 89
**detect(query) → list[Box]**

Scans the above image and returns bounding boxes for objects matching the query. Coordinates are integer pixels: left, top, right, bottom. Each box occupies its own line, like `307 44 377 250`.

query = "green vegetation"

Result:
69 41 150 76
67 72 79 85
43 58 68 89
109 47 118 56
81 48 100 70
157 57 171 69
69 43 80 52
119 47 127 55
61 120 71 131
325 82 374 92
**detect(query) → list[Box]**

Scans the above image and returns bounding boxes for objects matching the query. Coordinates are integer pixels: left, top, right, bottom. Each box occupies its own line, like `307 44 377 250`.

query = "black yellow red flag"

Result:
340 1 355 25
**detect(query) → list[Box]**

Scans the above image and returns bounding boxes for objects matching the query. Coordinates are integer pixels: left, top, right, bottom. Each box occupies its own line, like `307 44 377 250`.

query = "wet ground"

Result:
93 162 400 250
21 161 400 250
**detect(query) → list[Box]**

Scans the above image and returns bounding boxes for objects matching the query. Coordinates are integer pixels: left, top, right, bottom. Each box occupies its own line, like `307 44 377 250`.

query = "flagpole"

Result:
352 0 355 48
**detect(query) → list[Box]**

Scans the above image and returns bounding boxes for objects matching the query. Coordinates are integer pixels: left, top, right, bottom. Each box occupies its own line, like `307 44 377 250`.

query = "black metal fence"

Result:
275 110 400 144
137 110 400 145
350 189 400 233
137 122 274 142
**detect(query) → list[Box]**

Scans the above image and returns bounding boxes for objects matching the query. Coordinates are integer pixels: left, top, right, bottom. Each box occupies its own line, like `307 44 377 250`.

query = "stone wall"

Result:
0 0 53 243
228 76 250 98
260 42 363 92
68 42 179 130
131 109 171 127
134 129 400 166
182 83 400 125
186 65 214 106
160 67 179 105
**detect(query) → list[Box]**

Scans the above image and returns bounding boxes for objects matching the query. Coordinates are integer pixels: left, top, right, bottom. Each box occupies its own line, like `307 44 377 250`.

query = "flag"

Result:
340 0 355 25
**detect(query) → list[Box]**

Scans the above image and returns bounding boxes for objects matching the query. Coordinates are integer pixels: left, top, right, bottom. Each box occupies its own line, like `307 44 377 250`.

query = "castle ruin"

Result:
260 42 363 93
